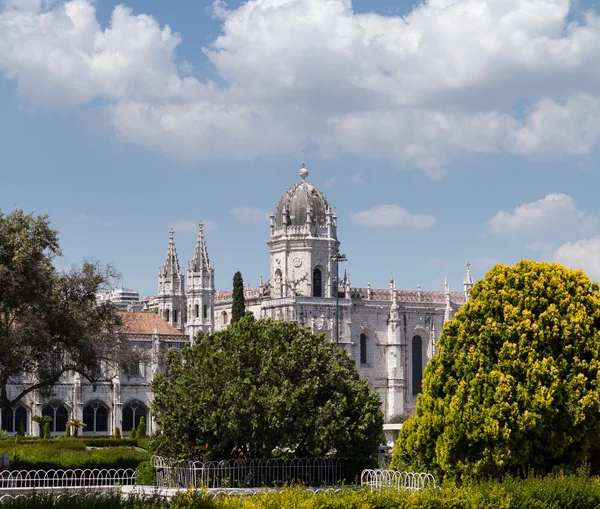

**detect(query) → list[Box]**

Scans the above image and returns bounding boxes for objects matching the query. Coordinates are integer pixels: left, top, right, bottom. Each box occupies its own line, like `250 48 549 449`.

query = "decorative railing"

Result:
360 469 437 492
0 468 136 489
152 456 347 489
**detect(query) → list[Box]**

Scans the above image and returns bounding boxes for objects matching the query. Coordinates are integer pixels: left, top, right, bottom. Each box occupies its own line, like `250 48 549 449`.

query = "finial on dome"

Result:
299 162 308 180
169 227 174 239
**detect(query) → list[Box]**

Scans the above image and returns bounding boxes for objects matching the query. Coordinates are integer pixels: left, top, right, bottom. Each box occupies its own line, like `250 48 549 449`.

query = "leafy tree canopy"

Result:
151 315 384 463
0 210 138 409
231 271 245 323
392 261 600 481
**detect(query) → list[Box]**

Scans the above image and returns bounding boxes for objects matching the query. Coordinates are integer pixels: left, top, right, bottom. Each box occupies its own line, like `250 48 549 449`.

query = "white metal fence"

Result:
152 456 347 489
0 468 136 489
360 469 437 492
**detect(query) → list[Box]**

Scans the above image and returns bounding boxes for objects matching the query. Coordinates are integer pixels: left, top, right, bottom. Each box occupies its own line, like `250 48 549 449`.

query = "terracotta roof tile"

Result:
117 312 184 336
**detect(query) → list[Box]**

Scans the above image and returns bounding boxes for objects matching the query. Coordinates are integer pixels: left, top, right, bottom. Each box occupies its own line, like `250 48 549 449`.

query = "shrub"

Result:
83 438 137 448
43 422 50 440
130 427 136 439
114 427 121 439
65 425 71 438
136 416 146 439
135 459 155 486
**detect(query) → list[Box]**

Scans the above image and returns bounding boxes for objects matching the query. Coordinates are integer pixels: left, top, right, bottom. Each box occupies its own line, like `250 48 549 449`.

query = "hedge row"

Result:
1 438 150 470
3 475 600 508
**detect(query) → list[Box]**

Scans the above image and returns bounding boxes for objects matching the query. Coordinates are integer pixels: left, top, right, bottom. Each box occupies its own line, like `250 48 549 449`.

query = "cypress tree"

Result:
231 271 245 323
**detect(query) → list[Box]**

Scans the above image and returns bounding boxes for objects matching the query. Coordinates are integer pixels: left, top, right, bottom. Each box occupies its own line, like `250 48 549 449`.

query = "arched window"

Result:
195 304 199 318
173 309 178 324
312 267 322 298
1 406 28 433
165 309 170 322
203 305 207 319
412 335 423 395
222 311 228 326
42 402 68 433
122 401 147 432
83 401 109 433
360 332 368 365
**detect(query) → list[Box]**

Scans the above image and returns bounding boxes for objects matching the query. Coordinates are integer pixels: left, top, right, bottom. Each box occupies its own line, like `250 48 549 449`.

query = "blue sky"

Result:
1 0 600 297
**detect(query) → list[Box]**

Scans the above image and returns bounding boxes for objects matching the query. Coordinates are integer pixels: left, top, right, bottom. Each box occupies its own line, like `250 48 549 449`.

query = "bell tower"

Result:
157 228 185 331
186 221 215 340
267 164 340 299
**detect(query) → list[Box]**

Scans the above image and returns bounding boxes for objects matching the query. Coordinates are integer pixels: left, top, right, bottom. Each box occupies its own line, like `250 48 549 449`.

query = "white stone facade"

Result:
2 164 472 438
157 164 472 423
1 313 187 437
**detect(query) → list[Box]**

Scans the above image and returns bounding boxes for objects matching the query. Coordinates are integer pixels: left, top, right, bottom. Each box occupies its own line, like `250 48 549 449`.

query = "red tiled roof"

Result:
117 312 184 336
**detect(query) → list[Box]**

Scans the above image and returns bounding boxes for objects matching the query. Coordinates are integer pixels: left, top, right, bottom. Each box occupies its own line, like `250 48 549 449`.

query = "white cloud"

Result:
322 177 337 187
3 0 600 173
351 173 365 185
171 219 217 232
231 206 269 223
72 212 90 223
555 237 600 280
488 193 596 239
351 204 435 229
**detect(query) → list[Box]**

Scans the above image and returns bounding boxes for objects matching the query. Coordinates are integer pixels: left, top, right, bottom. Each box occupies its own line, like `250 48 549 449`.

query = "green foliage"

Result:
0 209 128 410
231 271 245 324
17 420 25 437
137 416 146 438
393 260 600 481
83 438 137 448
114 427 121 439
3 475 600 508
32 415 52 438
4 439 149 470
135 459 156 486
42 422 50 439
151 315 384 465
130 427 137 439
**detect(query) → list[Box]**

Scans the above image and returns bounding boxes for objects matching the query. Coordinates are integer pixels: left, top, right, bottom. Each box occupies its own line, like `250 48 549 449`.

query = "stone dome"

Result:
275 164 330 227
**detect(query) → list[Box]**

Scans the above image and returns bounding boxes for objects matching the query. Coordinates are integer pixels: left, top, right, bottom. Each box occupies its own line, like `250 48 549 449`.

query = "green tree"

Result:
392 261 600 481
32 415 52 438
0 210 141 411
231 271 245 324
151 315 383 464
43 422 50 439
66 419 86 437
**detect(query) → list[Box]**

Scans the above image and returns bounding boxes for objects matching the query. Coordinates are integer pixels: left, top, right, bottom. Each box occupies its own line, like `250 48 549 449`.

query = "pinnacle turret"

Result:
463 261 474 300
161 228 182 278
190 221 210 272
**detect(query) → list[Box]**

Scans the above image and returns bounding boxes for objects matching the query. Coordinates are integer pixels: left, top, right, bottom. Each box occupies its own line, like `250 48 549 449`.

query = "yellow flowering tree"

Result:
392 261 600 481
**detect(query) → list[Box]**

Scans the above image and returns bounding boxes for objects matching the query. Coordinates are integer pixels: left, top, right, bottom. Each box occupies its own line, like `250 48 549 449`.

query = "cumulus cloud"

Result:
351 204 435 228
3 0 600 173
231 206 269 222
488 193 597 239
555 237 600 280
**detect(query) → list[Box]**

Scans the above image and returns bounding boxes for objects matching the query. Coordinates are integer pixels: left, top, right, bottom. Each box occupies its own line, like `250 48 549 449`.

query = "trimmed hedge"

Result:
2 475 600 508
83 438 138 448
0 438 149 470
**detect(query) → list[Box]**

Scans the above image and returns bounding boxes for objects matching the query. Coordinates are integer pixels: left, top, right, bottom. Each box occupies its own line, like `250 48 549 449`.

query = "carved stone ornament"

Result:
318 314 325 330
292 257 302 268
276 258 281 265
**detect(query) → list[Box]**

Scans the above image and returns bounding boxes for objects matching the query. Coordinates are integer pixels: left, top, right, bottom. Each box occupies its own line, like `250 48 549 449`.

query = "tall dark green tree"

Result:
231 270 245 323
0 209 139 410
151 315 384 464
392 260 600 481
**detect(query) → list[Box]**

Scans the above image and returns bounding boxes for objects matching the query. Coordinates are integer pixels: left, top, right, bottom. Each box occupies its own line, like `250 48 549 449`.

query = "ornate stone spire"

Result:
463 260 474 300
190 221 210 272
444 275 453 323
161 228 182 277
